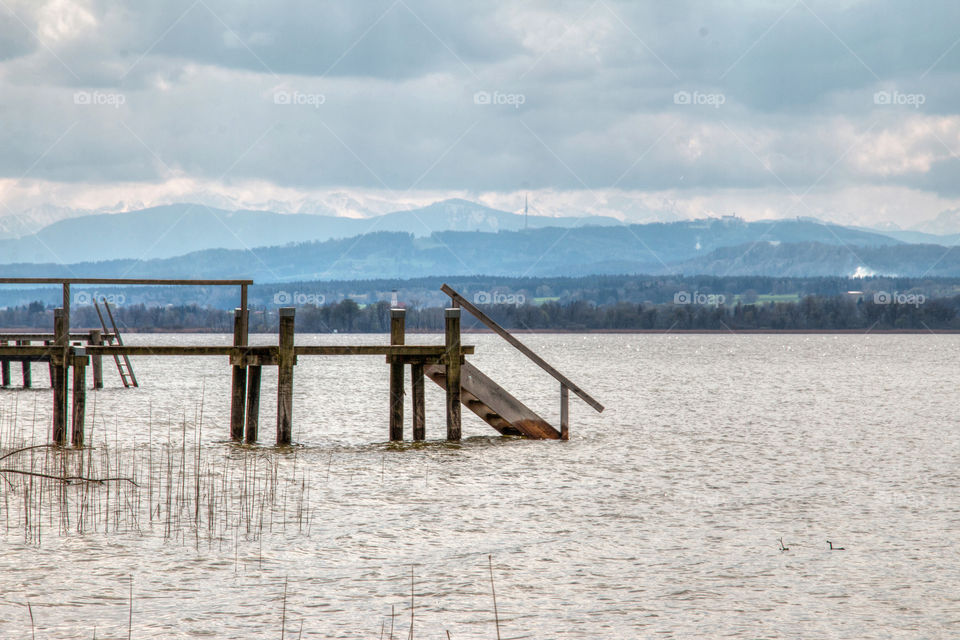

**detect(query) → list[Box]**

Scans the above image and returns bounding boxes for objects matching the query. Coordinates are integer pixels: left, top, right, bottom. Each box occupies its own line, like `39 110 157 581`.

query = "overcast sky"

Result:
2 0 960 231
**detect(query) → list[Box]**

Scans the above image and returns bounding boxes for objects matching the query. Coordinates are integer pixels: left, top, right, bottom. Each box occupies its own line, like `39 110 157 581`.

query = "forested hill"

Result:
2 217 941 281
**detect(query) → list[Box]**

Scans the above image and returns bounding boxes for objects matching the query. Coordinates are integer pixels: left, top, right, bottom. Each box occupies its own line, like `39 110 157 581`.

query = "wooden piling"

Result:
411 362 425 441
560 384 569 441
276 307 295 445
245 365 261 444
0 340 9 387
52 309 68 445
45 340 55 387
89 329 103 389
444 308 461 441
230 308 247 441
389 309 405 441
18 340 31 388
71 350 88 447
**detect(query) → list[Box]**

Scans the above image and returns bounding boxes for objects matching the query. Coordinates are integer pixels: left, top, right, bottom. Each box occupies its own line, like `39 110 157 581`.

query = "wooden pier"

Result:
0 278 604 446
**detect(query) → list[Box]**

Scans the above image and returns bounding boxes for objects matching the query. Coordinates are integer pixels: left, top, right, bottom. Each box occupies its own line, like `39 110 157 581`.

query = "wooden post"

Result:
62 283 70 337
0 340 9 387
411 362 425 441
89 329 103 389
276 307 295 445
230 308 247 441
389 308 405 441
245 365 261 444
45 340 54 387
71 350 88 447
444 308 461 441
52 309 68 445
560 384 569 441
18 340 31 388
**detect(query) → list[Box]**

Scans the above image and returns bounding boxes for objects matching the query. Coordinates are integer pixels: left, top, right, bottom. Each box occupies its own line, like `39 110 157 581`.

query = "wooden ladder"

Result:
94 298 138 388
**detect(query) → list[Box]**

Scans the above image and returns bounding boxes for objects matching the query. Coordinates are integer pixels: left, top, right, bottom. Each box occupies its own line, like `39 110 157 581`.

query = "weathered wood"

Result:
245 365 261 443
0 333 115 341
71 351 88 447
276 307 295 445
0 278 253 285
52 310 68 445
441 284 604 413
424 362 559 439
18 340 31 388
230 309 247 441
411 362 425 441
89 329 103 389
45 340 55 386
560 384 569 441
389 309 405 441
0 340 9 387
444 308 461 441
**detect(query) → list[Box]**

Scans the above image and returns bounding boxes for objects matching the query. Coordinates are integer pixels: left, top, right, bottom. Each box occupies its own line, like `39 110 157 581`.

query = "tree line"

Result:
2 296 960 332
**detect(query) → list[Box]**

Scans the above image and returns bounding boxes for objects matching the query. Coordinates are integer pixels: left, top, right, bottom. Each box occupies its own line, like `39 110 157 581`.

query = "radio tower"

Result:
524 193 528 229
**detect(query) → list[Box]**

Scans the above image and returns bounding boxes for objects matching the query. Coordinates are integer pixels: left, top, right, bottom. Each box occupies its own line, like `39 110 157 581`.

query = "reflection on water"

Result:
0 333 957 638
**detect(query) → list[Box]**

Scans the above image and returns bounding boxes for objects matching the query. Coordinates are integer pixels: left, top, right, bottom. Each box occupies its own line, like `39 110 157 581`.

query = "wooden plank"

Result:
89 330 103 389
0 278 253 285
560 384 569 441
245 365 261 443
52 310 67 445
389 309 405 441
411 362 425 441
445 308 461 441
276 307 295 445
18 340 31 388
425 362 559 439
0 340 9 387
0 333 115 341
296 345 475 356
71 352 88 447
230 309 246 441
441 284 604 413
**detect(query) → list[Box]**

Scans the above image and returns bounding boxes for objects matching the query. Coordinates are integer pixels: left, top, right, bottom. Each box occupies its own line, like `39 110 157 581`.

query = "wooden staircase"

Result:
436 284 605 440
424 362 561 439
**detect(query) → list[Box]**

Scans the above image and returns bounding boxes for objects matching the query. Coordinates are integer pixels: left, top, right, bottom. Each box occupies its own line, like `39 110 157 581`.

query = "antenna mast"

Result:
524 194 528 229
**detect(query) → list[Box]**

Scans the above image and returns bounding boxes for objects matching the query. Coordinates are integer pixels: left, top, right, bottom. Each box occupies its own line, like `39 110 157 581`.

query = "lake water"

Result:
0 333 957 639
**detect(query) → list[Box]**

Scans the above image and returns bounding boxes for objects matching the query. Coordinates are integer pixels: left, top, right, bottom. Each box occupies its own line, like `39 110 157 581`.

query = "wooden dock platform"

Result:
0 278 604 446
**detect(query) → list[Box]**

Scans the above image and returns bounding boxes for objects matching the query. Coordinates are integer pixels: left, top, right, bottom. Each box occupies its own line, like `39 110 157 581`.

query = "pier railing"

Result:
441 284 604 439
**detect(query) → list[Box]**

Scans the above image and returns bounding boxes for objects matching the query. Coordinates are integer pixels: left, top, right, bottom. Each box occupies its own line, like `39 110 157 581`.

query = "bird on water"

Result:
827 540 845 550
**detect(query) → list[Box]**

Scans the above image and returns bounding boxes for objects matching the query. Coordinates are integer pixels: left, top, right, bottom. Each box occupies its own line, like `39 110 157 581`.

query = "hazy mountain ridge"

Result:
0 199 621 264
0 217 941 282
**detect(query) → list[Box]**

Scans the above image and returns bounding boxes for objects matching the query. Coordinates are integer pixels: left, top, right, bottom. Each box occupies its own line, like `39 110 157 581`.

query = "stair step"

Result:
424 362 560 439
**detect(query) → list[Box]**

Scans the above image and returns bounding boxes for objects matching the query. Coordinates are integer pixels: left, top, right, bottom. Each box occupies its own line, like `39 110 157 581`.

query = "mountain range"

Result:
4 199 960 280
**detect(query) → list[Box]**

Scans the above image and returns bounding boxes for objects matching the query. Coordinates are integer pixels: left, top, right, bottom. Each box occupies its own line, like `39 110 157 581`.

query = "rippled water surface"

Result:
0 333 958 638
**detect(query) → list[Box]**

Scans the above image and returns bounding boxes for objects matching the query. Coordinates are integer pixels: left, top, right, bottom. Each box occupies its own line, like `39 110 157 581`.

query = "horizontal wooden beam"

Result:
0 343 475 360
0 333 115 341
0 278 252 285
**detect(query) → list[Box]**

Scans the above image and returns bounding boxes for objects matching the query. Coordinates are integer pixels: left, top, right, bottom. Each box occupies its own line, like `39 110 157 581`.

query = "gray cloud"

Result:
1 0 960 227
